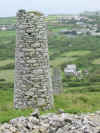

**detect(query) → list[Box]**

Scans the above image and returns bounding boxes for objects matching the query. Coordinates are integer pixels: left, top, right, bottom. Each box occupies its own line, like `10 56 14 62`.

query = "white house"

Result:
64 64 77 76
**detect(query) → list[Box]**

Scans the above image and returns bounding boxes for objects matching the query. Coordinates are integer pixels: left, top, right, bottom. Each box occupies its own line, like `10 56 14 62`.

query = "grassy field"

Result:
61 50 91 57
0 17 100 123
50 57 78 67
92 58 100 64
0 17 16 25
54 92 100 113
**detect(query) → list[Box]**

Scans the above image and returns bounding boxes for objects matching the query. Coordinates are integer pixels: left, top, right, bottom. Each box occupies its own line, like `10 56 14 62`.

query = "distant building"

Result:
0 25 16 31
1 26 7 31
83 70 88 75
64 64 77 76
60 30 77 36
90 32 100 36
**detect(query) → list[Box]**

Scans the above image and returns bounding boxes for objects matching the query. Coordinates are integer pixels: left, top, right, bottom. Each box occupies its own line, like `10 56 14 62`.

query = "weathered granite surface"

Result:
1 111 100 133
14 10 53 109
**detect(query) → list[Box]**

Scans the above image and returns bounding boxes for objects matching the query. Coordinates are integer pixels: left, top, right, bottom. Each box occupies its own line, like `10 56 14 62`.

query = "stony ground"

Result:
1 110 100 133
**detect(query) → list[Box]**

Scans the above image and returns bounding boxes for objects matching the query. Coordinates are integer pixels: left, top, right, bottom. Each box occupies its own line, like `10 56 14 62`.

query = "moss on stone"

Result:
28 11 43 16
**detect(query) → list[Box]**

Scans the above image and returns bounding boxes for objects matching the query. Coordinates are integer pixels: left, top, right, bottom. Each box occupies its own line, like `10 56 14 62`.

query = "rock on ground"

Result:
1 111 100 133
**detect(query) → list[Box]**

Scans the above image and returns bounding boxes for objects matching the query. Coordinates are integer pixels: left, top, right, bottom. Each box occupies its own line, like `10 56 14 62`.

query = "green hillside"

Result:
0 17 100 123
0 17 16 25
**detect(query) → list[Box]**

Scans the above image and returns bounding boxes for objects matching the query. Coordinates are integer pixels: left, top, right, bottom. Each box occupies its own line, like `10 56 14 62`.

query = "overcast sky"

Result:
0 0 100 17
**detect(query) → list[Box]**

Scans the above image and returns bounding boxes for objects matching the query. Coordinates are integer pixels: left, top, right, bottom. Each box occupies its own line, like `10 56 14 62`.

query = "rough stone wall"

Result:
14 10 53 109
52 67 63 95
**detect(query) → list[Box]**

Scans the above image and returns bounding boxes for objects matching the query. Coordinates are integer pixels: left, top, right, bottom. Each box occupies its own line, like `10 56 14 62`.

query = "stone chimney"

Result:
14 10 53 109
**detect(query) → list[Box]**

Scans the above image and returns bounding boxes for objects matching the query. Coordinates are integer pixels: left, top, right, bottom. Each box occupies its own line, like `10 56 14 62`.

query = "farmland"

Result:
0 15 100 123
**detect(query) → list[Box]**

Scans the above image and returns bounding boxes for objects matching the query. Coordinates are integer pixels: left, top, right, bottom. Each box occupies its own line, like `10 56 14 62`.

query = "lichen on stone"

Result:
28 11 43 16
